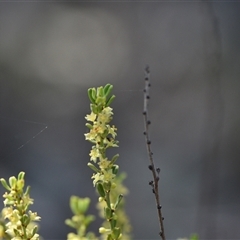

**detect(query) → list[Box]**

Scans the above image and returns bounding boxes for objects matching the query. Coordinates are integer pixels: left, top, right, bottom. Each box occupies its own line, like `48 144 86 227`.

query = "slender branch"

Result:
142 65 166 240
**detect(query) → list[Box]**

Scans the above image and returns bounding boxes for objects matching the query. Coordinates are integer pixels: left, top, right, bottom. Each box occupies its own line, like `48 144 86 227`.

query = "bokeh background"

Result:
0 1 240 239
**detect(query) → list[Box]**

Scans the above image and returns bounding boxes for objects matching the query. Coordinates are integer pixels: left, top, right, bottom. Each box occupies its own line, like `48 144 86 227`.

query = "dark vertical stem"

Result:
143 65 166 240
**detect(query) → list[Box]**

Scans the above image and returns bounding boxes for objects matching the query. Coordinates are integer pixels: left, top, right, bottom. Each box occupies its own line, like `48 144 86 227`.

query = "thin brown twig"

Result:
142 65 166 240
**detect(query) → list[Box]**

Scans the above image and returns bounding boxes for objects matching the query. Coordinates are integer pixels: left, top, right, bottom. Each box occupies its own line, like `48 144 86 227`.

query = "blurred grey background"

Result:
0 1 240 239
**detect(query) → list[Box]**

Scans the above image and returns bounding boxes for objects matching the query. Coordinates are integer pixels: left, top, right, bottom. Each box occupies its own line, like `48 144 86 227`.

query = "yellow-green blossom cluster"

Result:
84 84 123 240
84 84 119 188
0 172 40 240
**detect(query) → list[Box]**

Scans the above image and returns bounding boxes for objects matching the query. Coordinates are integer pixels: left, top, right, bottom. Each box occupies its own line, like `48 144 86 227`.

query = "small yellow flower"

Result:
2 207 13 219
29 210 41 221
22 194 34 206
84 131 97 141
108 125 117 138
103 138 118 148
98 159 110 170
85 112 97 122
103 170 115 182
8 209 21 224
94 107 113 124
102 107 113 117
93 124 105 135
3 193 15 206
89 147 100 163
92 173 104 186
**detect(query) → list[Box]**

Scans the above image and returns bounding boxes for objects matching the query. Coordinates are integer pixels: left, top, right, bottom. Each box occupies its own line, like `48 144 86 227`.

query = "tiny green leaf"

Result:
18 171 25 180
88 88 95 104
69 196 79 215
0 178 11 191
104 84 113 97
77 197 90 214
31 225 38 237
91 88 97 100
97 182 106 198
9 176 17 188
114 194 123 210
104 207 112 220
85 123 93 129
24 186 31 195
106 95 115 107
112 227 121 239
110 154 119 165
87 163 100 173
90 103 98 114
22 214 30 226
110 219 117 229
97 86 104 98
103 181 111 192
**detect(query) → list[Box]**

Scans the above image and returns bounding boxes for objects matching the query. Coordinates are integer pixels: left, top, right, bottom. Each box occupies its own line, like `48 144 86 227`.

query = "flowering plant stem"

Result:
0 172 41 240
84 84 123 240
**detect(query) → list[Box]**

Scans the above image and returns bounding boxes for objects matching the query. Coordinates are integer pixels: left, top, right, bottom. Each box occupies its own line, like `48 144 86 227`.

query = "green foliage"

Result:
65 196 97 240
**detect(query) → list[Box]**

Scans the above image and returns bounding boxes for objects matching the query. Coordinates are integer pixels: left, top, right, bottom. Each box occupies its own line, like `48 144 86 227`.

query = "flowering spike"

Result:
85 84 131 239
